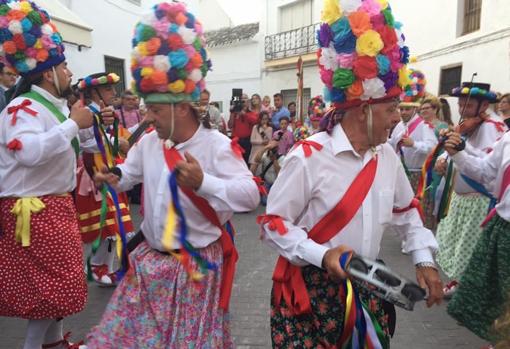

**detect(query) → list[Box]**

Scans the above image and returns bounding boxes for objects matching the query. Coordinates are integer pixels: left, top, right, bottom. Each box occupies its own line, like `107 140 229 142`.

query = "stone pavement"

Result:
0 205 487 348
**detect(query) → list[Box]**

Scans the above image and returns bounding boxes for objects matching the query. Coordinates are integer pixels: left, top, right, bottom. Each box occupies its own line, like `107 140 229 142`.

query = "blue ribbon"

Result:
461 174 497 211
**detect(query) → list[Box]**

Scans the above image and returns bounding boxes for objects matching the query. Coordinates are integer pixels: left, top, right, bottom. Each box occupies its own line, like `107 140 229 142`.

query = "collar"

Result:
331 123 381 157
31 85 67 110
173 124 203 151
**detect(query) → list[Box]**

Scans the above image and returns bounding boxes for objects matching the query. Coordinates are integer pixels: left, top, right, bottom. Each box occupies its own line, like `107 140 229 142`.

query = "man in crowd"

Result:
229 93 258 164
0 62 17 110
116 90 142 129
271 93 290 129
200 89 225 133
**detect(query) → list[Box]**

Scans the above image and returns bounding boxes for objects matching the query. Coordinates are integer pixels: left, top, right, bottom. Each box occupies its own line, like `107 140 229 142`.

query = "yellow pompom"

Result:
356 30 384 57
377 0 389 9
409 56 418 63
322 0 342 25
20 1 32 14
461 87 470 94
168 80 186 94
398 67 412 87
137 42 148 56
141 67 154 77
34 39 43 49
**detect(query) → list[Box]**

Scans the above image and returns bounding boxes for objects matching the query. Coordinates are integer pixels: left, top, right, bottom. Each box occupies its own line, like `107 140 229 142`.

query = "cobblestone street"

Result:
1 206 487 348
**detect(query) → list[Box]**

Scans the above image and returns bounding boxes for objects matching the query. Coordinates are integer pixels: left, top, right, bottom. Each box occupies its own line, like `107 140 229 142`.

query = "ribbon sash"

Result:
163 145 238 311
272 155 379 315
22 91 80 157
406 116 424 137
482 165 510 226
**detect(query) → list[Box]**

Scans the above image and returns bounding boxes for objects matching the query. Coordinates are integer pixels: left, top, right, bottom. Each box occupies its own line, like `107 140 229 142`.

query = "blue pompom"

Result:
186 13 196 29
51 33 62 45
21 18 32 32
15 61 29 73
191 86 200 101
23 33 36 47
132 68 142 82
330 87 346 103
0 28 13 42
158 40 170 55
169 49 189 69
400 46 410 64
169 23 179 33
376 54 390 76
323 87 332 102
167 68 179 82
334 32 356 54
155 9 166 20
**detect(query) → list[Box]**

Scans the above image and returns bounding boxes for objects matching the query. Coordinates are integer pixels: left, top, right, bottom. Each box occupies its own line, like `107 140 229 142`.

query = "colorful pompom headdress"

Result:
399 69 426 108
0 0 65 77
317 0 411 110
450 82 499 103
308 95 326 121
76 72 120 92
131 1 212 105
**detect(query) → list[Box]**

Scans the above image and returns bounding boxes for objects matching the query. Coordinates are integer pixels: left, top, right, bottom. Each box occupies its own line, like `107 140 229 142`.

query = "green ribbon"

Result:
22 91 80 157
438 161 455 222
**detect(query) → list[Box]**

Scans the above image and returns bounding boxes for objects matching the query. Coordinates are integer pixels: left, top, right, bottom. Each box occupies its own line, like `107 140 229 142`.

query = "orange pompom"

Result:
3 41 17 55
7 10 26 21
140 77 155 92
183 79 195 94
36 49 49 62
175 12 188 26
146 37 161 56
348 11 372 37
151 70 168 86
346 80 364 100
168 34 184 50
190 52 203 69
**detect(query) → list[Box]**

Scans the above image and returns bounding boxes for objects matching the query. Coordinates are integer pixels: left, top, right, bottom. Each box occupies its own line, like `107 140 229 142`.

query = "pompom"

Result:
322 0 342 25
356 30 384 57
168 79 185 93
178 25 196 45
169 49 189 69
153 54 171 72
189 68 202 82
333 68 355 89
340 0 363 15
8 20 22 35
361 78 386 100
348 11 372 37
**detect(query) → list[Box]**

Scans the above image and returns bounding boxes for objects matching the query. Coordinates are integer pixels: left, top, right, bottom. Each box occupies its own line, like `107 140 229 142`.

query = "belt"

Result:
126 230 181 255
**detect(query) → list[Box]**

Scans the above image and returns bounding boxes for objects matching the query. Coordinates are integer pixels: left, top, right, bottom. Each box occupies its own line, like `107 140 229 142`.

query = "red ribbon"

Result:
230 137 245 159
253 176 268 196
295 140 323 158
393 197 425 222
257 214 287 235
6 138 22 151
7 99 38 126
485 119 506 133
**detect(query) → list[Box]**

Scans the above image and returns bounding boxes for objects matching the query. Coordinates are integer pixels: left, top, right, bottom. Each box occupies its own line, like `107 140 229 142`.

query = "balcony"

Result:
264 23 320 61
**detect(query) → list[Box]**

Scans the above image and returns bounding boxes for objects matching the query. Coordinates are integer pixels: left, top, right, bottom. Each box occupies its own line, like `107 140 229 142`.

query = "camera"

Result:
274 130 284 141
230 88 244 113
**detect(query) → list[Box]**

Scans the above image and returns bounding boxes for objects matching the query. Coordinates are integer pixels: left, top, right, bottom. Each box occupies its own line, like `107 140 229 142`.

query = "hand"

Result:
99 102 116 126
434 158 448 176
118 138 130 154
322 245 353 282
262 139 269 145
416 266 443 307
401 136 415 147
93 165 120 187
444 132 463 156
174 152 204 190
70 100 94 129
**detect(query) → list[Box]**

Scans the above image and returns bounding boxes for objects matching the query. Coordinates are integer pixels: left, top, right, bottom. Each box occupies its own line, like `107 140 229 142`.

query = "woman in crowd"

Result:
250 111 273 171
251 94 262 114
262 95 274 114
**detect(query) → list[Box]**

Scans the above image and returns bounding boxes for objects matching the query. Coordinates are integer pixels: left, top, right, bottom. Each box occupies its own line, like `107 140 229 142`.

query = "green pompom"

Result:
137 24 156 42
0 4 10 16
193 38 202 51
177 68 188 80
26 11 43 25
333 68 355 90
14 52 25 60
383 9 395 27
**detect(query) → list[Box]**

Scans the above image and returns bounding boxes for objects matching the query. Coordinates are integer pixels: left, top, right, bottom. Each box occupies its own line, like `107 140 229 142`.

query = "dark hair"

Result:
9 72 44 101
439 97 453 126
288 101 296 108
201 89 210 97
258 110 270 127
190 103 211 129
273 93 283 99
122 90 136 98
279 116 290 123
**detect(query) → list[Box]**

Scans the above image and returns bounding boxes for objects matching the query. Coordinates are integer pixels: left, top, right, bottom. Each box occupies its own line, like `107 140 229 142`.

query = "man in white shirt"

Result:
259 2 442 347
434 82 507 298
388 69 437 192
75 72 134 287
442 128 510 342
0 1 92 348
86 3 259 348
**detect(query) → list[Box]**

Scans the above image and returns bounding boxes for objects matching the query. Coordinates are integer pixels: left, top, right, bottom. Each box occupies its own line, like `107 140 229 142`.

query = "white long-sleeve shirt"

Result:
116 125 260 252
440 115 506 194
262 124 438 269
452 132 510 221
388 114 437 171
0 85 78 197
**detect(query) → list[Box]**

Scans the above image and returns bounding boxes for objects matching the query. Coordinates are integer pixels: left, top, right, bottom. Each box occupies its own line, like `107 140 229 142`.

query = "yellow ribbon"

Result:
10 198 46 247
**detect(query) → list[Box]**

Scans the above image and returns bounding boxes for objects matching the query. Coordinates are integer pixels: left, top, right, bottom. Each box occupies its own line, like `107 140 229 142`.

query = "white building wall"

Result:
196 0 232 30
206 40 262 112
61 0 199 87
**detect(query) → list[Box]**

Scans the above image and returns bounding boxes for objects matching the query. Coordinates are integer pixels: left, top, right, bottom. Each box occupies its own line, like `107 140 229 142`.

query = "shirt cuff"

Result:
411 248 435 265
197 173 223 197
59 119 79 141
297 239 330 269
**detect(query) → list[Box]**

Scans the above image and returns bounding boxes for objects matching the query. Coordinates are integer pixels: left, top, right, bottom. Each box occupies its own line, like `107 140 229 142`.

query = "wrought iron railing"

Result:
265 23 320 61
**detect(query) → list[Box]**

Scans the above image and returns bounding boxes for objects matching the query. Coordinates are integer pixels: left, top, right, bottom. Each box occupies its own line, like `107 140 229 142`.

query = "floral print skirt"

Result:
86 240 232 348
270 265 392 349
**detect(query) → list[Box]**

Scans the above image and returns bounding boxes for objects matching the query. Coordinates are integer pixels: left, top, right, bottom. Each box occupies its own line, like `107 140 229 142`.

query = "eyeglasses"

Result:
3 72 16 77
419 106 433 112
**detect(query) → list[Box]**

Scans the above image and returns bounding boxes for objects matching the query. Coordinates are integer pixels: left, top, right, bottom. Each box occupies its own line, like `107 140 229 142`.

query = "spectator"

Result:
249 110 273 170
420 97 449 138
251 94 262 114
271 93 290 129
288 101 297 120
439 96 454 126
228 93 258 164
251 140 284 205
498 93 510 125
199 89 225 133
273 116 294 156
261 95 274 114
116 90 142 129
0 63 17 111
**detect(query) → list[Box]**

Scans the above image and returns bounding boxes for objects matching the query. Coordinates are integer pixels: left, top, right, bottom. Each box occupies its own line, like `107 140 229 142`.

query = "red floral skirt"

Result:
0 195 87 319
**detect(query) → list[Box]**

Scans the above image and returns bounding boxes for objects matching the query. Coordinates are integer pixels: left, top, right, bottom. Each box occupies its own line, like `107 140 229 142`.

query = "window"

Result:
104 56 126 95
281 88 311 113
462 0 482 35
279 0 313 32
439 65 462 96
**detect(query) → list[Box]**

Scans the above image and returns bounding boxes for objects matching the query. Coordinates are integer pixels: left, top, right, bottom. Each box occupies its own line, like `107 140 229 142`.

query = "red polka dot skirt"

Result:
0 196 87 319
